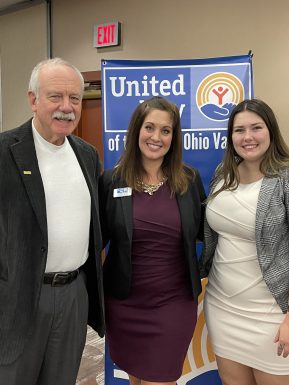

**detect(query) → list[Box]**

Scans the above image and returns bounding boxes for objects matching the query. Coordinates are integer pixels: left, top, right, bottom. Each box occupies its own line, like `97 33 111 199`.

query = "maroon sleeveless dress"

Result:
105 183 198 381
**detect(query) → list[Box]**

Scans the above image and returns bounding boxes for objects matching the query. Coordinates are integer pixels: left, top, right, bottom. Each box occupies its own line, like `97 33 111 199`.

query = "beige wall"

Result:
1 0 289 141
0 3 47 130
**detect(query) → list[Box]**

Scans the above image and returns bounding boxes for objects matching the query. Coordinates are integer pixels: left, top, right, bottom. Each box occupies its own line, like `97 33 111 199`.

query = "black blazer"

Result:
99 168 206 300
0 119 105 365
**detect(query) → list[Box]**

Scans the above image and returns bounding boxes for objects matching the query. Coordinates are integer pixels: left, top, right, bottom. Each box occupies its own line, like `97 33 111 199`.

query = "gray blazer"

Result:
201 171 289 314
0 119 105 365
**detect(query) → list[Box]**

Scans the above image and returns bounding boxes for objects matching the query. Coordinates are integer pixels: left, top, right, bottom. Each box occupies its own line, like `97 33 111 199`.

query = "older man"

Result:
0 58 104 385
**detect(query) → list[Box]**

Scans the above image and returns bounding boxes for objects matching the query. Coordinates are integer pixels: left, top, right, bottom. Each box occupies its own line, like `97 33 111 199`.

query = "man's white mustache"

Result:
52 112 76 121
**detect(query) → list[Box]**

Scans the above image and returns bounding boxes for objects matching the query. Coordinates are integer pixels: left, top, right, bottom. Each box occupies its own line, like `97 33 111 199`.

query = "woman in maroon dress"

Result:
99 96 206 385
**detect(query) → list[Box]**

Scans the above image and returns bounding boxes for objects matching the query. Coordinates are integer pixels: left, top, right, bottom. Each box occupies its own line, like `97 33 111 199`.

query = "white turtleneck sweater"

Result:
32 123 91 273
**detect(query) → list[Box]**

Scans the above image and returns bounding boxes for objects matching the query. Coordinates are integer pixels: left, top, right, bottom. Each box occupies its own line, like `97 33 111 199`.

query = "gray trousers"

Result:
0 271 88 385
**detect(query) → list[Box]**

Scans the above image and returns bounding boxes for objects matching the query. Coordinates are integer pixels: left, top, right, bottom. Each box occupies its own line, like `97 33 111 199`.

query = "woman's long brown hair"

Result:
210 98 289 199
113 96 195 194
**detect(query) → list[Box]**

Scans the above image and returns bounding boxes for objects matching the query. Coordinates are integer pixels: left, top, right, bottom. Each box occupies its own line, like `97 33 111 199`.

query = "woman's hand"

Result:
274 312 289 358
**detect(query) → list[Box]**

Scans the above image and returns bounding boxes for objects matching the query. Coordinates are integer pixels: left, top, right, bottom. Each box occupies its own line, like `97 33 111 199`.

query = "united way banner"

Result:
102 54 253 385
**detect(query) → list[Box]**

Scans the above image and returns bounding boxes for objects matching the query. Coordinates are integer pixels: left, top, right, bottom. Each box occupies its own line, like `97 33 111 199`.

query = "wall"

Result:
1 0 289 140
0 3 47 131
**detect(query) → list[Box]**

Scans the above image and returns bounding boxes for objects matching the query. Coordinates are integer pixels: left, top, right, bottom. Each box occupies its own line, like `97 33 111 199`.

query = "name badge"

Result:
113 187 132 198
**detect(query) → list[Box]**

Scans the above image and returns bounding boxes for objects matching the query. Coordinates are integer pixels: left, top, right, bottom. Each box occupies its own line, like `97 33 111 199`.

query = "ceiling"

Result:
0 0 45 15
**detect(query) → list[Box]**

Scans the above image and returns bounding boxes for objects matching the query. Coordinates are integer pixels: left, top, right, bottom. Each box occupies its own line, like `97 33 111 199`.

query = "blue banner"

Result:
102 54 253 385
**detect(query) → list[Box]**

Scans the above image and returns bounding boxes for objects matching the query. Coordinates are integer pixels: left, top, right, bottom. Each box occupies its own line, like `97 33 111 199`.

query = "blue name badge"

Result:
113 187 132 198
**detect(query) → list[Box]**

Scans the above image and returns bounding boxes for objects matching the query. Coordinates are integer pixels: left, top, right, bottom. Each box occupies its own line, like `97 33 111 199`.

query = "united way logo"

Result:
196 72 244 121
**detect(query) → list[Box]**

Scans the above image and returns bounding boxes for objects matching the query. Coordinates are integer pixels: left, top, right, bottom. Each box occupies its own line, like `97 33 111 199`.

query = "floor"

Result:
76 327 105 385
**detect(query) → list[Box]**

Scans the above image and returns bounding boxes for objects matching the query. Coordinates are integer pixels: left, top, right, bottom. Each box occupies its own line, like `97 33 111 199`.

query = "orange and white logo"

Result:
178 278 217 384
196 72 244 121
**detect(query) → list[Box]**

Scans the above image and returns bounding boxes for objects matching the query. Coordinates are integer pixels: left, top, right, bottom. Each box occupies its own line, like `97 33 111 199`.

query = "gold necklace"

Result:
137 177 167 195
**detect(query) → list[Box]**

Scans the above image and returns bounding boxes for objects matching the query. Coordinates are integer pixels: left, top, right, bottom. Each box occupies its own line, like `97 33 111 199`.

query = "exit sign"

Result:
94 22 121 48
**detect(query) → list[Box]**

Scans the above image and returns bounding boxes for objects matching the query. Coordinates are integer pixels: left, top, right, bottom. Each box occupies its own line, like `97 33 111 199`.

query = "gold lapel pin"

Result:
23 171 32 175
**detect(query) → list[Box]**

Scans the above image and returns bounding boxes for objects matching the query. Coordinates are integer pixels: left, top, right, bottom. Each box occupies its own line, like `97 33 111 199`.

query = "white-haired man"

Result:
0 58 104 385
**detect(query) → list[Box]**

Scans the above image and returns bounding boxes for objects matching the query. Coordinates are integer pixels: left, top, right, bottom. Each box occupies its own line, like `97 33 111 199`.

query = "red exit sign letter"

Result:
94 22 121 48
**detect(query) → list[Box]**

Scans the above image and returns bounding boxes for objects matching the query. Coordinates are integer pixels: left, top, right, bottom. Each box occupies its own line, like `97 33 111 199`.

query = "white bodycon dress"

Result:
204 179 289 374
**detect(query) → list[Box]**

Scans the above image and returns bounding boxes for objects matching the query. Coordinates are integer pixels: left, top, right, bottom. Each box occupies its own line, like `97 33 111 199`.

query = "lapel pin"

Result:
23 171 32 175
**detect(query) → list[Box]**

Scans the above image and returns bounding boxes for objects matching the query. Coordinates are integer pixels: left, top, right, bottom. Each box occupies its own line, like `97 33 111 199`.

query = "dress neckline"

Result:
238 178 264 188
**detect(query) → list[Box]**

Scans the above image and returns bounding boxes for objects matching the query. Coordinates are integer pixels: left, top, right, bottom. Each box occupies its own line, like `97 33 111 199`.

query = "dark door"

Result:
75 71 103 162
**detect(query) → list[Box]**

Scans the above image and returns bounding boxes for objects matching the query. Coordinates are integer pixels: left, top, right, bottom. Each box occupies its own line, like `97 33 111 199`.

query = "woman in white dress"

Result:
202 99 289 385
